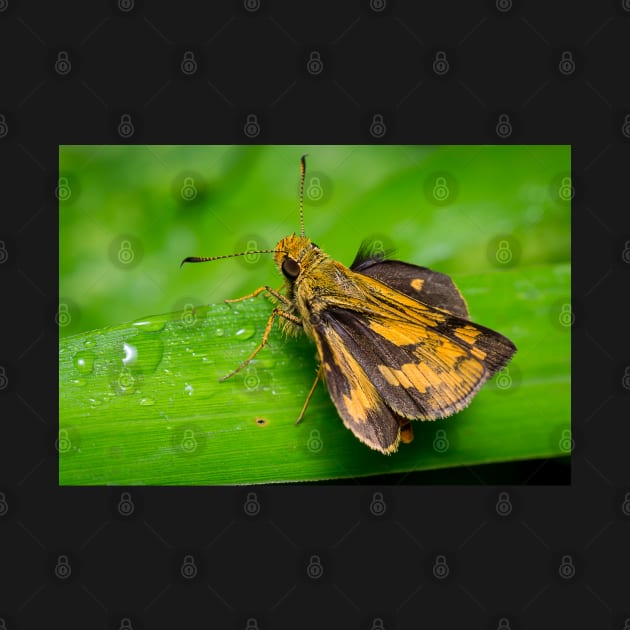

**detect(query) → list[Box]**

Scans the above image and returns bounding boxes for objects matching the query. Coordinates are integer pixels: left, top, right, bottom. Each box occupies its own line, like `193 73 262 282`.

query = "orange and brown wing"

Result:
310 266 515 452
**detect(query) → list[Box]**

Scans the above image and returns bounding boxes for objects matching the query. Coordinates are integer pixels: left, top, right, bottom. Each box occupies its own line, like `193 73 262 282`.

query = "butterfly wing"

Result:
309 266 516 453
351 245 469 319
318 303 514 421
314 323 403 454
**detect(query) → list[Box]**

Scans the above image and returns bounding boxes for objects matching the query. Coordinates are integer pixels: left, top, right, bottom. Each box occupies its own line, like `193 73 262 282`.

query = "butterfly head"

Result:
274 234 319 281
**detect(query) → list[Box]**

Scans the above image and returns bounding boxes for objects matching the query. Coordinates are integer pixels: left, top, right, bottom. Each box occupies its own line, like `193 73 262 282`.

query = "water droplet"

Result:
122 342 138 366
84 338 96 348
215 328 224 337
132 315 167 332
73 350 95 375
88 397 103 407
214 303 231 315
70 378 86 387
122 334 164 374
140 397 155 406
184 383 194 396
235 325 255 340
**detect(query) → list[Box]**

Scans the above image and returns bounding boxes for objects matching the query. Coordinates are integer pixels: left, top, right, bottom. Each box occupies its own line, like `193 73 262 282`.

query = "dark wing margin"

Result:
351 246 469 319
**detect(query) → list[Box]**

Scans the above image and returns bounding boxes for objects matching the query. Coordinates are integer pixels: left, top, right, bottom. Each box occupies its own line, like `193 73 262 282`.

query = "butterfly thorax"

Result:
273 234 339 337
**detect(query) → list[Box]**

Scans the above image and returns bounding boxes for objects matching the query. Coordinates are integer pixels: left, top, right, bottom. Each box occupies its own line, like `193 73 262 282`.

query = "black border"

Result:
2 1 628 628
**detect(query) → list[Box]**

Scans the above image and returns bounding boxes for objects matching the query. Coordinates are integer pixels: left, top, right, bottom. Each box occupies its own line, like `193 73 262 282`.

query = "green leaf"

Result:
59 263 570 485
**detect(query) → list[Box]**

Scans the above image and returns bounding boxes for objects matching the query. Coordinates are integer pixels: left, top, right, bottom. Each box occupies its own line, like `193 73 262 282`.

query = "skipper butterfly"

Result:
182 156 516 454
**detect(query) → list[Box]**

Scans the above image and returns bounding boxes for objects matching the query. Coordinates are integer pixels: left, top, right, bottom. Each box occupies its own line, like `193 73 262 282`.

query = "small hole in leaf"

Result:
255 417 268 426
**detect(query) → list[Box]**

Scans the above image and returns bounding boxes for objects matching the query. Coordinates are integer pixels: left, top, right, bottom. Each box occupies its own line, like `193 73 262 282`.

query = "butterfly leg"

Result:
225 284 290 305
219 307 301 381
294 364 323 425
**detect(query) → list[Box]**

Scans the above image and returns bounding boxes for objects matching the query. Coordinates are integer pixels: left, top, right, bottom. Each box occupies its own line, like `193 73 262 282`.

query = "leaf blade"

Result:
59 264 570 485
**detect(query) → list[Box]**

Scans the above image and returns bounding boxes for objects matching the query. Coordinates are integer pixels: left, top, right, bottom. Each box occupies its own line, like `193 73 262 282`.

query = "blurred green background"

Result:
59 145 570 336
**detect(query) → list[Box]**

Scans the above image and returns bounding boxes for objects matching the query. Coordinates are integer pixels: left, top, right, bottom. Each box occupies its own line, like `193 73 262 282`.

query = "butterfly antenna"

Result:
299 154 307 237
180 249 280 268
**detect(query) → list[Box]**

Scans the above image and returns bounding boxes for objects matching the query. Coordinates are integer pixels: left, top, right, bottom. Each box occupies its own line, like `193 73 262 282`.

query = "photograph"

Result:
58 145 570 484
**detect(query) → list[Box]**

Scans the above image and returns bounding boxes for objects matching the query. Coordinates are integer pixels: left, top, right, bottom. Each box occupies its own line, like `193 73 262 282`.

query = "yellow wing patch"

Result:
324 334 377 425
454 325 483 343
378 364 428 392
368 319 430 344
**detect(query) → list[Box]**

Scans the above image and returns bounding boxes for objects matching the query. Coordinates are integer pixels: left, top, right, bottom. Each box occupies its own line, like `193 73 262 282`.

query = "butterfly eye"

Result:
281 257 300 279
